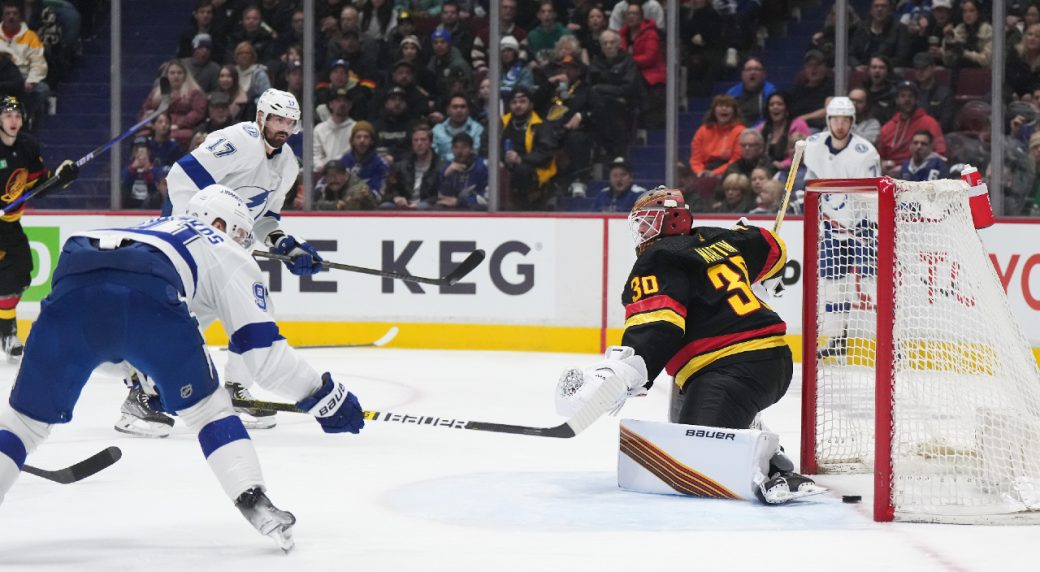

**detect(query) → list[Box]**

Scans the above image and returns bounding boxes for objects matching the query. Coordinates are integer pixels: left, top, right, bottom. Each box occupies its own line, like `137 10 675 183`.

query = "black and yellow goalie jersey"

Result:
0 133 46 223
621 224 789 390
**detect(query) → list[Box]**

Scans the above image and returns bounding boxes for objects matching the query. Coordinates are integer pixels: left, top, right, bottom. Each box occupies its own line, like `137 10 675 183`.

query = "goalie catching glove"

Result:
296 373 365 434
555 346 649 417
266 230 324 276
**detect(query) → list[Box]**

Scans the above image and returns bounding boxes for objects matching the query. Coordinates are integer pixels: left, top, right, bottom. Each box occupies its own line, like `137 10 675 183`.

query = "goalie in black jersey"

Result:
556 187 822 504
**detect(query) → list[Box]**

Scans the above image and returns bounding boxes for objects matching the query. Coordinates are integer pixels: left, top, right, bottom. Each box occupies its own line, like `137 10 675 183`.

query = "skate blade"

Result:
114 414 171 438
269 523 295 553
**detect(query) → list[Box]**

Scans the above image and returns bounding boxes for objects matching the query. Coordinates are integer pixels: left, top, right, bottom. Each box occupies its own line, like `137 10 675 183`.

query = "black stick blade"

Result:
22 446 122 484
444 249 485 285
158 76 172 96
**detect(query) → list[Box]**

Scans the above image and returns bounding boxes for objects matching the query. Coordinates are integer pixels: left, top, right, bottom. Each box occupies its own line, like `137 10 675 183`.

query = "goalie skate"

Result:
226 381 277 429
114 384 174 438
236 487 296 552
754 471 828 505
2 333 23 362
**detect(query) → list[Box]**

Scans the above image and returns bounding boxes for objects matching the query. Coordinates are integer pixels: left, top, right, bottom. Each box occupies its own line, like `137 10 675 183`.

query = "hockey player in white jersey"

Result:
803 97 881 359
0 185 365 551
117 89 319 436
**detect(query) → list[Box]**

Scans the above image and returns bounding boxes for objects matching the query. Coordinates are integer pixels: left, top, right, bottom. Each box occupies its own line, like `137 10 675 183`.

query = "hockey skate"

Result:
1 333 23 362
236 487 296 552
226 381 277 429
114 382 174 438
755 471 827 505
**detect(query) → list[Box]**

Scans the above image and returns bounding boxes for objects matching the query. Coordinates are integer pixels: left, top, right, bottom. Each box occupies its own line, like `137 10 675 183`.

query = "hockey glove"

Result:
270 233 324 276
555 346 649 418
296 373 365 434
56 159 79 185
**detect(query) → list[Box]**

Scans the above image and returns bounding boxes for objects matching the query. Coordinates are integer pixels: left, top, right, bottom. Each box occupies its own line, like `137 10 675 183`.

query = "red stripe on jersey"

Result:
625 294 688 319
754 227 781 283
664 323 787 373
0 295 20 309
27 168 46 182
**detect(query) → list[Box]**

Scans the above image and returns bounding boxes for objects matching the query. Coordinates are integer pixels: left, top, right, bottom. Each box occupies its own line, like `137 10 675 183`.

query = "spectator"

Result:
314 159 374 210
146 112 182 168
911 51 955 133
1026 132 1040 214
181 33 220 93
849 87 881 146
232 41 271 119
372 59 432 121
849 0 911 69
548 55 596 196
726 57 777 125
528 1 572 58
725 128 770 179
328 28 379 83
689 94 745 178
383 124 442 209
1007 23 1040 100
360 0 398 43
902 0 933 56
471 0 527 72
177 0 226 65
750 165 774 199
268 44 303 92
899 129 949 181
712 172 755 214
283 59 305 104
212 64 249 121
675 162 711 212
789 49 834 130
436 132 489 210
577 5 609 62
275 9 305 57
619 3 665 128
341 121 390 198
122 139 163 209
396 35 439 100
499 35 534 98
749 178 786 215
879 81 947 175
432 94 483 162
943 0 992 68
313 87 356 175
588 29 641 159
863 55 896 124
315 59 362 122
920 0 955 65
501 86 558 210
0 48 21 99
373 86 412 161
225 5 275 64
0 0 48 130
434 1 473 63
199 91 235 134
139 60 207 150
680 0 723 98
592 157 645 212
758 91 811 171
426 28 471 98
609 0 665 31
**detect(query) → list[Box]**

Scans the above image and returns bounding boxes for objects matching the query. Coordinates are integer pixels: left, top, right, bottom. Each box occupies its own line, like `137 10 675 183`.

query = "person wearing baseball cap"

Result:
181 33 219 92
879 79 947 174
429 26 473 94
313 86 357 176
501 82 557 210
591 157 646 212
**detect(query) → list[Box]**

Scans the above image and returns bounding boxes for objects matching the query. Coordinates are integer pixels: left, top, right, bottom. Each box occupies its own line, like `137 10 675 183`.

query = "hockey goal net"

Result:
801 177 1040 523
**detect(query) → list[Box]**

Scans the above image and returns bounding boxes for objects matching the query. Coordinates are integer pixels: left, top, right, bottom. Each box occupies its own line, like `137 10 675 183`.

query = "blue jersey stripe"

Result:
198 416 250 458
0 429 27 468
228 322 285 354
177 154 216 189
121 228 200 293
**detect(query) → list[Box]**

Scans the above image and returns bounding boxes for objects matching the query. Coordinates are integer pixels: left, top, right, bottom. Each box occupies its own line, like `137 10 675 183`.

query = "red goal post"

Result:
800 177 1040 524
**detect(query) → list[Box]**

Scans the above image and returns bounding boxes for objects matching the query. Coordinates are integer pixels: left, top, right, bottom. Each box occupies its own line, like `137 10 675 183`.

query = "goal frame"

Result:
800 177 896 522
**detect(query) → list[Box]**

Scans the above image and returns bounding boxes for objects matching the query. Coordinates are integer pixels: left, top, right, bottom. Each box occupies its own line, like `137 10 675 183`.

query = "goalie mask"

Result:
628 187 693 254
256 88 301 135
186 184 255 249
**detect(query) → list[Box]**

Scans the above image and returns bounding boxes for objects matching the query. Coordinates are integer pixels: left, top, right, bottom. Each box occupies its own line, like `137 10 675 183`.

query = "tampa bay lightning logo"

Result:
235 185 275 221
242 124 259 138
855 143 868 153
822 192 848 211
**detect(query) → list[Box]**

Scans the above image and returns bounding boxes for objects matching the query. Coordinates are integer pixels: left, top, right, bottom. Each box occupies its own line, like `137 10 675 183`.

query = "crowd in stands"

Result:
105 0 1040 215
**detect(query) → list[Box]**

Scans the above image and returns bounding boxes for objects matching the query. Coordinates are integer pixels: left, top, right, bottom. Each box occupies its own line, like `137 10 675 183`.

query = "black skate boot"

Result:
0 318 23 362
226 381 277 429
236 487 296 552
114 381 174 438
755 450 827 504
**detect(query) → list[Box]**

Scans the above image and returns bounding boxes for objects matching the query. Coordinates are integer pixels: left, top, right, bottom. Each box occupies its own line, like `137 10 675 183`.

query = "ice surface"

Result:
0 348 1033 571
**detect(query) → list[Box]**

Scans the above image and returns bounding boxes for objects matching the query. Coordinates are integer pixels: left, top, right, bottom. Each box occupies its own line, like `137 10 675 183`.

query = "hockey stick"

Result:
254 249 486 287
22 446 122 484
2 77 173 215
232 376 626 438
774 139 806 233
220 326 399 351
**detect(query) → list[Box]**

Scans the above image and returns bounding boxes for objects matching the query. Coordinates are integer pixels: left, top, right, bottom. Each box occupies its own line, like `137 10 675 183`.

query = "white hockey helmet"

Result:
826 96 856 123
256 88 301 134
186 184 255 249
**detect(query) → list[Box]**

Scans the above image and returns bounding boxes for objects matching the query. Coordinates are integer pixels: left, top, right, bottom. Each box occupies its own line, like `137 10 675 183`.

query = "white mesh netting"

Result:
810 178 1040 523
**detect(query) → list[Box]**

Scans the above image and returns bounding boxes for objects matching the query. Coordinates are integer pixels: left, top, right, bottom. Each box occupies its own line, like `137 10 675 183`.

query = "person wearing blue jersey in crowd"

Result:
0 186 364 551
592 157 645 212
899 129 948 181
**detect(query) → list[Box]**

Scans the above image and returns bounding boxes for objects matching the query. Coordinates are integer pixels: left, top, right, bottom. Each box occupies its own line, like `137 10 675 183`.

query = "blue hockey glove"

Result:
296 373 365 434
271 234 324 276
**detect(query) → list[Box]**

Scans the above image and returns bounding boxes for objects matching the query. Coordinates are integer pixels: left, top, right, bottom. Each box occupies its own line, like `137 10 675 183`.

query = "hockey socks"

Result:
197 416 265 500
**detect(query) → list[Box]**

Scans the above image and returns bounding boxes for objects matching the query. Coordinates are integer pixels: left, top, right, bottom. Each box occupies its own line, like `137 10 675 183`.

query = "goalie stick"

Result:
22 446 122 484
232 376 626 438
773 139 806 233
253 249 485 287
2 77 173 215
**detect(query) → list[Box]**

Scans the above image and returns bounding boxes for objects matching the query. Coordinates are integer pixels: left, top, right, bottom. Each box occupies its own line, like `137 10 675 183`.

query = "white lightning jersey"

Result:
803 132 881 233
74 216 321 401
165 122 300 244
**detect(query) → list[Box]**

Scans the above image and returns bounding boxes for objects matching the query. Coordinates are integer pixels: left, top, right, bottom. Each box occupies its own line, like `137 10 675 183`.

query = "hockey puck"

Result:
842 495 862 503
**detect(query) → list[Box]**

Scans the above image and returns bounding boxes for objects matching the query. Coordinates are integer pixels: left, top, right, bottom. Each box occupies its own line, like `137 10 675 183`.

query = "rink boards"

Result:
12 212 1040 358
